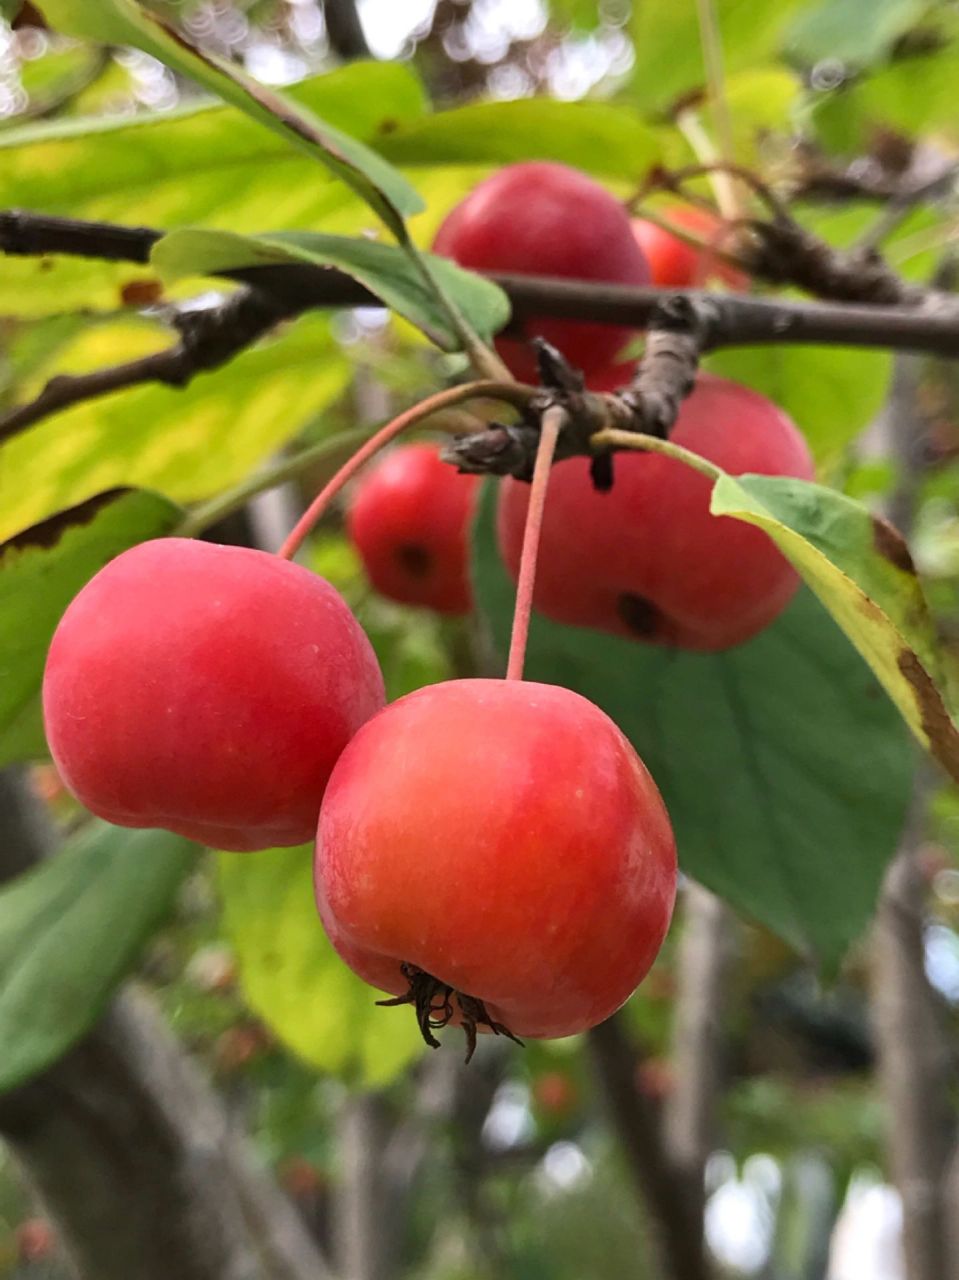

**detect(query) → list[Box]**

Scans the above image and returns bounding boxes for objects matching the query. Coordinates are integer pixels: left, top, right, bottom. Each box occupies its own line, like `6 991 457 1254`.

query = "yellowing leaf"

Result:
218 845 424 1087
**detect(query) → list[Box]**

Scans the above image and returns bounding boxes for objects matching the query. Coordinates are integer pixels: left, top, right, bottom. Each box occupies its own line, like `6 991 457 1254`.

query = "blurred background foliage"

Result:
3 1 959 1277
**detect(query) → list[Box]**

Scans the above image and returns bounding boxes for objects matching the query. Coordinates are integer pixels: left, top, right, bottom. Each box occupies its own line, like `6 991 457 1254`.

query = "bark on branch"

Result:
0 771 335 1280
588 1013 713 1280
5 210 959 449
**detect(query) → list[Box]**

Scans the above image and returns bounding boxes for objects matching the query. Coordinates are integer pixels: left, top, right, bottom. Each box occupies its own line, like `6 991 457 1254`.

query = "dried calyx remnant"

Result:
378 962 524 1062
442 312 704 486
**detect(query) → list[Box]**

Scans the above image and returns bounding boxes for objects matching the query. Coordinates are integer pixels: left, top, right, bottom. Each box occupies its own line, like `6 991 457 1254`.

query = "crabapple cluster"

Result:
42 161 814 1052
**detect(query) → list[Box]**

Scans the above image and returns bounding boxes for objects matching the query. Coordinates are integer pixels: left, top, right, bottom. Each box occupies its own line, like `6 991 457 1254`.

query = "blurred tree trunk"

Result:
0 769 335 1280
869 355 955 1280
664 882 732 1227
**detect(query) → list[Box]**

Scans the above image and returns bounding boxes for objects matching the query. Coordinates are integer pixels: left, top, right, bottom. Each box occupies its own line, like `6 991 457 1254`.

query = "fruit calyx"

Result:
376 961 524 1062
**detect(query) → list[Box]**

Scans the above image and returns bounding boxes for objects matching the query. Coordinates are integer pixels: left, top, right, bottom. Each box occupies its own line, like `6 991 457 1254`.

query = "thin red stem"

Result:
276 380 531 561
505 406 565 681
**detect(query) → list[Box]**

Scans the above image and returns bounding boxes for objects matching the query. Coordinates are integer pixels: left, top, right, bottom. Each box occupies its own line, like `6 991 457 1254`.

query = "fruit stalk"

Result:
505 405 565 681
275 381 531 561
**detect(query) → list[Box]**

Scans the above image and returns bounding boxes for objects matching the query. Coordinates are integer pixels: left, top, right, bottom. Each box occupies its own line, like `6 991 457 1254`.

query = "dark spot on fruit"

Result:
617 592 665 638
397 543 432 578
378 118 399 135
873 517 915 574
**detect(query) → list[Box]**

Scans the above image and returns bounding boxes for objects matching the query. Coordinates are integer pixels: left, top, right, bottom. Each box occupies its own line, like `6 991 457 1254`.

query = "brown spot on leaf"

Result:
120 279 164 308
873 517 915 574
0 489 131 559
897 648 959 781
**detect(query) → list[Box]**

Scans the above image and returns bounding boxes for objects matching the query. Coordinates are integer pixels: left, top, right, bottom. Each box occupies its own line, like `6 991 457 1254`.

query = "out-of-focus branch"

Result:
869 352 955 1280
664 883 732 1226
588 1013 713 1280
872 802 953 1280
323 0 371 60
0 771 335 1280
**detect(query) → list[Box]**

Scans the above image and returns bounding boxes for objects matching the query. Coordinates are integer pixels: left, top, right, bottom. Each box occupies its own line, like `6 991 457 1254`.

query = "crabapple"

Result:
433 162 651 383
497 373 815 651
347 443 479 615
533 1070 579 1118
315 678 677 1045
632 206 749 290
43 538 385 851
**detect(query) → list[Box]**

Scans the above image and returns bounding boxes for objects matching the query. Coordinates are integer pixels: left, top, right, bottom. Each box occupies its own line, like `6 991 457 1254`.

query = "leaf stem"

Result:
589 429 724 482
405 243 514 382
505 406 566 681
275 380 533 561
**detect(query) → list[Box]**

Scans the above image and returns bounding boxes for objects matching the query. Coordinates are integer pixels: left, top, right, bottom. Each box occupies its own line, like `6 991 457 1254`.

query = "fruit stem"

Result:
505 405 565 681
590 429 725 482
275 380 534 561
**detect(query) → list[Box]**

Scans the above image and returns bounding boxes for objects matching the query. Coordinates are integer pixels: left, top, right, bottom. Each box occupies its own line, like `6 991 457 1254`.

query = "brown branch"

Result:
0 770 334 1280
588 1013 713 1280
872 813 954 1280
5 211 959 448
0 287 293 444
663 884 732 1228
322 0 371 60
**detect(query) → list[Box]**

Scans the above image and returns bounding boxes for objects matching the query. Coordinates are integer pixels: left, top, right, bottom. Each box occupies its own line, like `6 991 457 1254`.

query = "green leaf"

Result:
0 821 194 1093
218 845 424 1087
628 0 808 112
710 474 959 781
0 313 351 540
703 346 893 465
0 488 183 766
378 98 663 179
785 0 930 67
152 228 510 350
32 0 422 236
0 61 427 317
811 43 959 151
472 484 912 966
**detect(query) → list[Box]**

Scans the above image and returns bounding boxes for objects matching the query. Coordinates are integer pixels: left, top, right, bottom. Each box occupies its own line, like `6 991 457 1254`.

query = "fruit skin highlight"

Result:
347 443 479 616
632 206 749 291
315 678 677 1041
43 538 385 851
433 161 651 383
497 373 815 652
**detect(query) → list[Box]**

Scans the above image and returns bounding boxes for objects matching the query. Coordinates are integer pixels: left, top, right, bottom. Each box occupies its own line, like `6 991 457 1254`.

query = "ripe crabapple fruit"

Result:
632 206 749 291
43 538 385 851
347 443 479 616
433 162 651 383
315 678 677 1050
497 373 815 651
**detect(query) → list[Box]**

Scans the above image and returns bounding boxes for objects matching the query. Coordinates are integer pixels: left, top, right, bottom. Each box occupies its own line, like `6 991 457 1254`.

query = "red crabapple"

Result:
43 538 385 851
347 443 479 615
632 206 749 291
497 373 815 651
315 678 677 1047
433 162 651 383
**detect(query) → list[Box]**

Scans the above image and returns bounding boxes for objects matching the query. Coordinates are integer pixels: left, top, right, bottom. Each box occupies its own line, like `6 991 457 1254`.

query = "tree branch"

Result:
322 0 371 60
588 1013 713 1280
0 770 335 1280
5 210 959 450
663 883 732 1229
0 287 293 444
